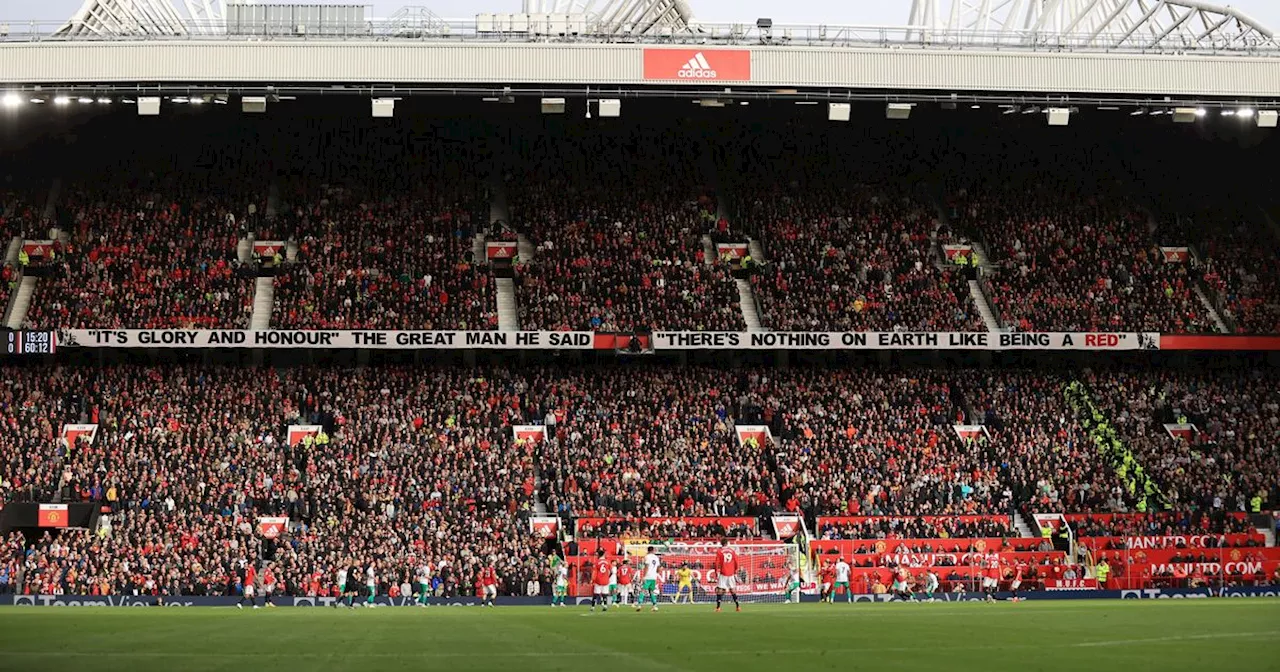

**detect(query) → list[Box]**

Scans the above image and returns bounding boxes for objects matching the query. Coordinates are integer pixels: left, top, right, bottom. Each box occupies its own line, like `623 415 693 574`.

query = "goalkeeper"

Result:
672 563 694 604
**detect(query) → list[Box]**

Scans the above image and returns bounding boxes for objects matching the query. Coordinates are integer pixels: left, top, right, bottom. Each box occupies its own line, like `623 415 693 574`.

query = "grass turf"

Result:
0 600 1277 672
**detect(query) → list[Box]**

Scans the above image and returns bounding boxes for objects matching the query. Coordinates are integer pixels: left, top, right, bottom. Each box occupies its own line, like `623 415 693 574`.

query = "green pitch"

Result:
1 600 1278 672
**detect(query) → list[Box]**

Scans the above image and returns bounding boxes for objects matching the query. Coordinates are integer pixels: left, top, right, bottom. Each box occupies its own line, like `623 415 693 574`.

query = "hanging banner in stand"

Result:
21 240 56 260
650 331 1161 351
59 330 597 350
1160 247 1191 263
54 329 1175 351
716 243 749 260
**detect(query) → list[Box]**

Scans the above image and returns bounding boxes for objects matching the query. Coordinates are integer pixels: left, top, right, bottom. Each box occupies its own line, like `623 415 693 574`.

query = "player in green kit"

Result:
636 546 661 612
552 561 569 607
416 561 432 607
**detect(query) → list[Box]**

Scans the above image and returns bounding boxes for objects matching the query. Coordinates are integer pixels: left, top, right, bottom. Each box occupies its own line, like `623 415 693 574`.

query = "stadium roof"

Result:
37 0 1279 53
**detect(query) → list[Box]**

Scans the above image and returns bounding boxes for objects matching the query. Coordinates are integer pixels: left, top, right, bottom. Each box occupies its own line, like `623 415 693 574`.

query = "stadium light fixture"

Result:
77 96 93 104
30 98 45 104
540 97 566 114
886 103 912 120
372 98 396 118
1002 106 1018 115
137 97 160 116
828 102 851 121
189 97 205 105
1221 109 1236 116
2 93 22 108
1237 108 1254 118
1150 109 1166 116
1046 107 1070 126
53 96 70 106
96 97 111 104
1172 108 1199 123
1258 110 1278 128
598 99 621 118
1130 108 1147 116
1195 108 1207 117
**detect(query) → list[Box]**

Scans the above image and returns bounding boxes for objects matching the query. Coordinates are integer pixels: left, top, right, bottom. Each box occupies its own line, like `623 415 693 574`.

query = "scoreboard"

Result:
5 331 57 355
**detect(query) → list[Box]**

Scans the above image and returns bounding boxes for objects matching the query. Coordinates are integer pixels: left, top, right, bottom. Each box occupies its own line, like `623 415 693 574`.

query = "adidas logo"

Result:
678 52 717 79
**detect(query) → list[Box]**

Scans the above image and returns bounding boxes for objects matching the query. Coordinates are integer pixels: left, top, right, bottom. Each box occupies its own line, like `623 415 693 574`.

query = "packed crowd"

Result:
1071 513 1260 544
944 137 1218 333
1157 206 1279 335
509 125 745 332
0 365 543 597
727 126 982 332
23 183 254 330
816 516 1014 541
573 518 757 539
272 186 494 330
3 361 1277 597
1083 368 1280 514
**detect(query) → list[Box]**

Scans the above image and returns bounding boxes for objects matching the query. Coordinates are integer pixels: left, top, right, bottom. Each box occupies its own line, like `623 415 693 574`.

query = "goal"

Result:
622 541 800 604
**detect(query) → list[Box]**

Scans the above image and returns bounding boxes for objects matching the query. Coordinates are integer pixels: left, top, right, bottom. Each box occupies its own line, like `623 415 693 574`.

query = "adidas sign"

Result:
678 52 717 79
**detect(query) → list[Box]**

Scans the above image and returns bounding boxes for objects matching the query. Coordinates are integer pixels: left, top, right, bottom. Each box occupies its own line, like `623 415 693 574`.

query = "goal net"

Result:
622 541 799 604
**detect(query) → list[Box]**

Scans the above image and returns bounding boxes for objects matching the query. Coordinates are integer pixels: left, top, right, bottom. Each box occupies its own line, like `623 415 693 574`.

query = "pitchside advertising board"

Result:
9 587 1280 607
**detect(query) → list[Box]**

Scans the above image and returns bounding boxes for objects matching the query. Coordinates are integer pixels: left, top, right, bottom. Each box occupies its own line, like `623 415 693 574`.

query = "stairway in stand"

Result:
250 277 274 330
968 280 1005 333
496 277 520 332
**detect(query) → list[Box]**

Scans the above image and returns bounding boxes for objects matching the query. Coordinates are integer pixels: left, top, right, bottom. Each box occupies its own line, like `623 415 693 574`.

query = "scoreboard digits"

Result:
5 331 57 355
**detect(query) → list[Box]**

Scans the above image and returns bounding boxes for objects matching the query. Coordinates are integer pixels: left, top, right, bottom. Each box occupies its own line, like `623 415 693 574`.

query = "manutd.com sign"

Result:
643 49 751 81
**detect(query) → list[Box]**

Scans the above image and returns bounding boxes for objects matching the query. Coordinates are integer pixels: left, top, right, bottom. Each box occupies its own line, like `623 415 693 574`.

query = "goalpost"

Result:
622 541 800 604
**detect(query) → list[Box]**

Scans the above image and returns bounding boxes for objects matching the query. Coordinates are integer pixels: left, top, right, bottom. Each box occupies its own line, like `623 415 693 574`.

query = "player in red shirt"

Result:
262 563 277 608
480 566 499 608
616 561 634 608
983 552 1001 602
238 562 258 609
590 549 613 612
713 539 741 612
1009 561 1027 602
819 561 836 603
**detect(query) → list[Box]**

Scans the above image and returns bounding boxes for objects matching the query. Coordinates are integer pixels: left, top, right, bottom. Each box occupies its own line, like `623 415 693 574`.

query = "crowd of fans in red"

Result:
1 362 1277 597
728 127 982 332
508 126 744 332
272 185 494 330
23 182 254 330
944 139 1218 333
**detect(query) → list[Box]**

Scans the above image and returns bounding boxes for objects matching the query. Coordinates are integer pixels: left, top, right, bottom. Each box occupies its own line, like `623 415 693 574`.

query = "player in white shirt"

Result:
416 562 432 607
335 567 349 609
552 562 569 607
608 563 619 606
834 558 853 603
784 558 802 604
921 570 940 601
364 563 378 607
637 547 661 612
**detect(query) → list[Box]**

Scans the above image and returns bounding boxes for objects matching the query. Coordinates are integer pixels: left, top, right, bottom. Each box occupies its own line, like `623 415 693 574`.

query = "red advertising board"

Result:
486 242 518 261
818 516 1012 528
643 49 751 81
576 516 758 536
